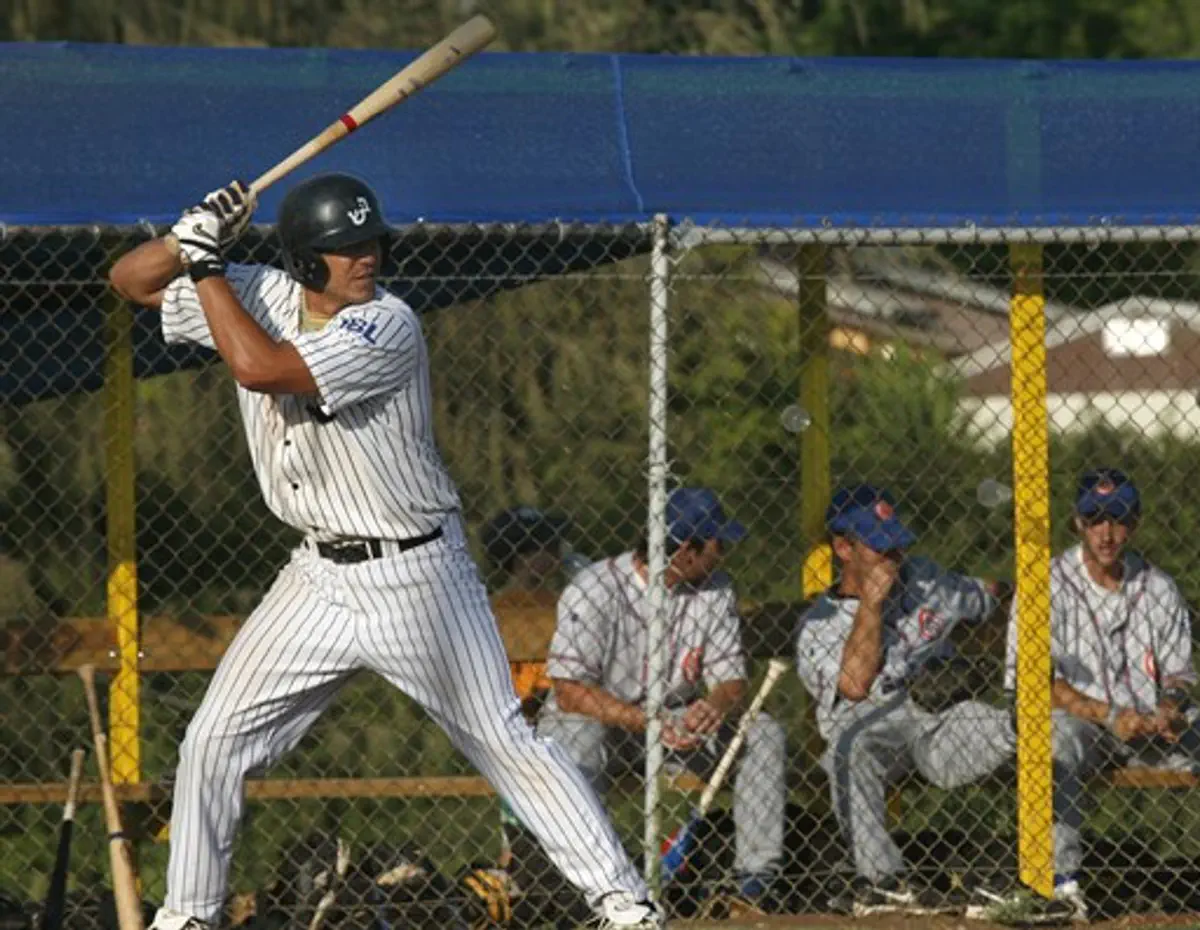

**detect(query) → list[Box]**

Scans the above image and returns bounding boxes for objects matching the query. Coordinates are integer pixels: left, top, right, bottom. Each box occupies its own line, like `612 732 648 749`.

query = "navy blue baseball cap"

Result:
825 484 896 535
666 487 747 544
842 496 917 552
1075 468 1140 522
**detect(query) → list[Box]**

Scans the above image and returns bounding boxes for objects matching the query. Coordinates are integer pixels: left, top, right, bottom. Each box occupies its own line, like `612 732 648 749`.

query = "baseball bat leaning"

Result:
249 14 497 196
307 837 351 930
660 658 790 884
39 748 87 930
77 664 144 930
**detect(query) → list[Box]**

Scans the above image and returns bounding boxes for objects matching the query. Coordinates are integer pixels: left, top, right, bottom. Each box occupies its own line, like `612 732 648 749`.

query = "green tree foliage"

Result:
9 0 1200 57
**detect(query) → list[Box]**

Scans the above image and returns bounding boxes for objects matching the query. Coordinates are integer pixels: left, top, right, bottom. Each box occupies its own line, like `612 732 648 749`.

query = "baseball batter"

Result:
536 487 787 904
107 176 662 930
1005 468 1199 920
796 486 1070 922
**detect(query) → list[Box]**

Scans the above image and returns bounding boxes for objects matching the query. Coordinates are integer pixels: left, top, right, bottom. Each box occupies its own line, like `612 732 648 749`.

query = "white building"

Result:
953 299 1200 447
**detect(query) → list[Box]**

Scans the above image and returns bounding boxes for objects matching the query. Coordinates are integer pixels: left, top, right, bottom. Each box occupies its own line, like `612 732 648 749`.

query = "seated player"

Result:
797 485 1071 923
1006 468 1198 921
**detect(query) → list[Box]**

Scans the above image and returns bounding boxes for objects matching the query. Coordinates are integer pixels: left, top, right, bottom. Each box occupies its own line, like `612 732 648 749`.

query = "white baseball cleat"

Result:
1052 879 1090 923
148 907 211 930
595 891 665 930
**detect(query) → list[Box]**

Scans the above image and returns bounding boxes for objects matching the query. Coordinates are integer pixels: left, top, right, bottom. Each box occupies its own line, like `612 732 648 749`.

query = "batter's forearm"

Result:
552 680 646 732
108 236 184 310
1052 678 1109 724
838 602 884 701
194 278 314 394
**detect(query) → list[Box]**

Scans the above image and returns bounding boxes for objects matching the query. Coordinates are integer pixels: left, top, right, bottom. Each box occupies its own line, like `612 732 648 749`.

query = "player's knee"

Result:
743 713 787 758
179 711 244 778
1050 716 1090 768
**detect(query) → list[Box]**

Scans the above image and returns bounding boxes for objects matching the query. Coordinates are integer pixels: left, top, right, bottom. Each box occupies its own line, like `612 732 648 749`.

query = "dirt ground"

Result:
677 915 1200 930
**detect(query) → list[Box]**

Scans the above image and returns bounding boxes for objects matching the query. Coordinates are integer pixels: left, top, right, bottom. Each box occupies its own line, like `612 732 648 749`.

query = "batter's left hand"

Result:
200 180 257 247
681 698 723 736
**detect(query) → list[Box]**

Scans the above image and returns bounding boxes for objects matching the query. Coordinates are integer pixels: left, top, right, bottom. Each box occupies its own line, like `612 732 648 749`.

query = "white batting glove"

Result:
170 208 222 268
201 180 257 246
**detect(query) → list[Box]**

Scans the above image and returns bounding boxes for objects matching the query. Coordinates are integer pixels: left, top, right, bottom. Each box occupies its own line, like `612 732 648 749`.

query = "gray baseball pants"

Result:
822 692 1016 882
538 710 788 876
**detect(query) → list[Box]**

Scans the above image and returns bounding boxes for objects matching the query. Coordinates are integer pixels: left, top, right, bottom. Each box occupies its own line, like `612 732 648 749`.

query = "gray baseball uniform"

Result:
1004 544 1198 875
795 557 1010 882
537 552 787 878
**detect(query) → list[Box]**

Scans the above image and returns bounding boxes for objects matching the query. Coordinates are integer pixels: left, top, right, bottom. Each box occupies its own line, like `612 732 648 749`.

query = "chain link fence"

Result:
2 221 1200 928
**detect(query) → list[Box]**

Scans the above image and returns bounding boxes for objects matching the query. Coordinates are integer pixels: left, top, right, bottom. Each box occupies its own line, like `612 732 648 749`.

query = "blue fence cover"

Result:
4 45 1200 228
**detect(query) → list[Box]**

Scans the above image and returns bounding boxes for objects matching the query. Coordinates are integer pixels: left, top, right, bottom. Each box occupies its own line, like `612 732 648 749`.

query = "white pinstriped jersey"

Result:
1004 544 1195 713
542 551 747 713
160 263 461 541
795 557 997 740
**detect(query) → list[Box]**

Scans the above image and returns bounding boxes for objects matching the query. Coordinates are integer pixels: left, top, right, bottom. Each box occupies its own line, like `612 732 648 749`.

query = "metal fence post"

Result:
643 214 671 896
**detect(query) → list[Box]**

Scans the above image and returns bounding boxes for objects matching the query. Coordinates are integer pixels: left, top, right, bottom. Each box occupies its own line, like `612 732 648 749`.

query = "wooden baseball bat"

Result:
307 837 351 930
250 14 497 196
660 658 790 883
40 748 87 930
78 665 144 930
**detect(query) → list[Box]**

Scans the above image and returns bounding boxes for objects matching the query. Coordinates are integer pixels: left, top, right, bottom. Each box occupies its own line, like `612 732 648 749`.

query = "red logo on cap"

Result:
875 500 894 520
1096 479 1115 495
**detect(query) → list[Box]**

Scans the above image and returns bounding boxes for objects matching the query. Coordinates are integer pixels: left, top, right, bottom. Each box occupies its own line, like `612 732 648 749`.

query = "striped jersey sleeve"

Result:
293 296 419 415
160 264 284 349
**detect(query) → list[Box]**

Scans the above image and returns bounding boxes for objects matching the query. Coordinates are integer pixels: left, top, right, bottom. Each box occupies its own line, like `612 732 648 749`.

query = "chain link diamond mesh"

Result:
2 222 1199 928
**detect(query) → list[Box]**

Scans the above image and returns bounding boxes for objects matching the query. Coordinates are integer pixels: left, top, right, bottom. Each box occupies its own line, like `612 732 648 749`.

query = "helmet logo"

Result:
875 500 894 520
347 196 372 227
1096 479 1115 495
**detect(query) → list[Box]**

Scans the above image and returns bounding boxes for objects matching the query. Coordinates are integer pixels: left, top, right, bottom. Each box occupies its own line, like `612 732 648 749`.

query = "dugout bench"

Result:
1 599 1193 805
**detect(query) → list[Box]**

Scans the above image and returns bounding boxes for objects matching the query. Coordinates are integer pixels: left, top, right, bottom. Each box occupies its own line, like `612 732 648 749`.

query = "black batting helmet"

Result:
277 173 390 290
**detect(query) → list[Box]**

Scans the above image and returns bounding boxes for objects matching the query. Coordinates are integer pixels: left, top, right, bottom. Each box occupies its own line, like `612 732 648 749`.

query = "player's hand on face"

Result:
170 207 222 267
862 557 900 608
681 698 723 736
201 180 257 247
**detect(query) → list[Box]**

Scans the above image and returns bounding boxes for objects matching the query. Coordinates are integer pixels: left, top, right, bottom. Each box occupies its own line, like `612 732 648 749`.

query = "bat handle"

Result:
65 749 86 820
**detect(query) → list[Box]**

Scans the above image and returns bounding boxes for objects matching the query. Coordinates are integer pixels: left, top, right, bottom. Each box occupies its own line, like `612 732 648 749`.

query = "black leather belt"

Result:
316 527 443 564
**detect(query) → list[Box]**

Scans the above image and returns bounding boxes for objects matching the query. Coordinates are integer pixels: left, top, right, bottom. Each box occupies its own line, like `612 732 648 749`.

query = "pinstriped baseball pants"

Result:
164 522 646 923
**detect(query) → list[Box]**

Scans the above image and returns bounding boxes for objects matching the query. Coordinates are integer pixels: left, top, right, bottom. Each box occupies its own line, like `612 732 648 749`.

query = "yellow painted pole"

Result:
1010 243 1053 897
104 284 141 786
798 244 832 598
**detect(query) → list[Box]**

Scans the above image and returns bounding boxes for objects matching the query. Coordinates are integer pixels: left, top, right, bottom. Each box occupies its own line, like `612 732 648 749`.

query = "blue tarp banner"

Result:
3 46 1200 228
